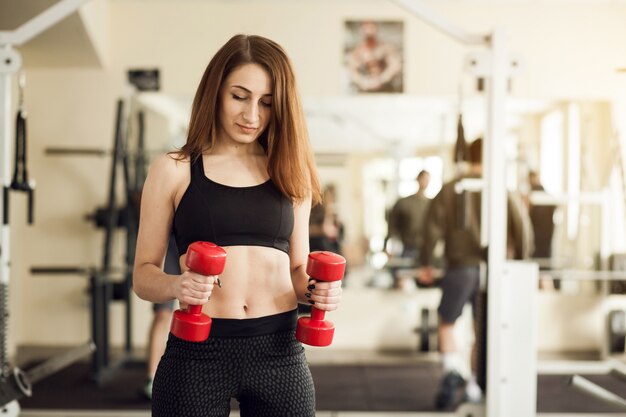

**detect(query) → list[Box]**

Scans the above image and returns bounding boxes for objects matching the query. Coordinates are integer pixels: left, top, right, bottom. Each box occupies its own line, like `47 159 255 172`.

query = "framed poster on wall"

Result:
344 20 404 94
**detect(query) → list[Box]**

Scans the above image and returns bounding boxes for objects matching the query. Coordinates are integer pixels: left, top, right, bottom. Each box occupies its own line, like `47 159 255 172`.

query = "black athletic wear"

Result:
173 155 294 256
435 370 465 410
151 309 315 417
438 265 480 323
163 155 308 416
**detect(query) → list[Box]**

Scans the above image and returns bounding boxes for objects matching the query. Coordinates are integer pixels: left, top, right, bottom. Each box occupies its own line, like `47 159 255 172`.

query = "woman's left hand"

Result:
305 279 343 311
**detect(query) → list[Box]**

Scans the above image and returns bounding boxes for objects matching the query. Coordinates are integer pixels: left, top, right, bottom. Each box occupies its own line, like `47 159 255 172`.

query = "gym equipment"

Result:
296 251 346 347
36 99 142 383
543 269 626 358
90 98 137 381
453 113 467 163
33 68 170 382
8 74 35 225
0 1 94 414
33 98 142 384
127 69 160 92
570 373 626 411
0 342 94 408
609 253 626 294
414 307 438 352
453 111 469 228
608 310 626 353
170 242 227 342
385 2 537 414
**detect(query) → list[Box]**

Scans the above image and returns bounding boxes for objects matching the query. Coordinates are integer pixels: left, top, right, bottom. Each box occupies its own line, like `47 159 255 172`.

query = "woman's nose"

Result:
242 103 259 123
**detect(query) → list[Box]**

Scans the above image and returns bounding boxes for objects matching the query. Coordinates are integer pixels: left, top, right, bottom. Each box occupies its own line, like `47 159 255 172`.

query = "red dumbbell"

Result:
170 241 226 342
296 251 346 347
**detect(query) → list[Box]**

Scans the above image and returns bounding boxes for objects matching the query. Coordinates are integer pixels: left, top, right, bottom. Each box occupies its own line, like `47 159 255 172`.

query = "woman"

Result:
133 34 343 416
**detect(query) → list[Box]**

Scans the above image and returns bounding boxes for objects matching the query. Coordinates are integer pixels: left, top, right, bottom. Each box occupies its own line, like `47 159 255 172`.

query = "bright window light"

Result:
540 110 564 195
397 156 443 198
567 103 581 240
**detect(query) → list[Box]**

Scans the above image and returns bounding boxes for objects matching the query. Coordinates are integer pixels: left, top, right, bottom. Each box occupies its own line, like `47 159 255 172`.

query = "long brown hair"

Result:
179 34 321 205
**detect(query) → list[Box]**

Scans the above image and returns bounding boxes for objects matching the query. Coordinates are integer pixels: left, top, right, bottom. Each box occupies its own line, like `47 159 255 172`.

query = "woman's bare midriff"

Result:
179 245 297 319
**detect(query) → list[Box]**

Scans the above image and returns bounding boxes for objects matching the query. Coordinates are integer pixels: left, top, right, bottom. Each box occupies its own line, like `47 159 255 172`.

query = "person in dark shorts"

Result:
418 138 533 409
133 34 342 417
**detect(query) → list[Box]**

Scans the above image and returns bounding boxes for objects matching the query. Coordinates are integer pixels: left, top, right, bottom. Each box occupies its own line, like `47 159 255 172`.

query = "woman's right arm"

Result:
133 154 215 305
133 154 181 303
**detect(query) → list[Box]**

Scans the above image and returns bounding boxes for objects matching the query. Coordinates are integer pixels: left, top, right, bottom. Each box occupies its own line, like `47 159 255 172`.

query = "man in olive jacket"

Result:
385 170 431 287
418 138 533 409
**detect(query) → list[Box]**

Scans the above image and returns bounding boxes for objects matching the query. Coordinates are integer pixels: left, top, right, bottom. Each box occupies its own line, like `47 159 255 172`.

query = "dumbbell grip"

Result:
310 307 326 322
187 304 203 315
182 263 212 316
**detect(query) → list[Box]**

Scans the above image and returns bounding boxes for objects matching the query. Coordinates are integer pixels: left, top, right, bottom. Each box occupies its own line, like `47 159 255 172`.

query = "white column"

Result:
485 28 538 417
0 46 18 289
485 26 510 417
0 45 20 417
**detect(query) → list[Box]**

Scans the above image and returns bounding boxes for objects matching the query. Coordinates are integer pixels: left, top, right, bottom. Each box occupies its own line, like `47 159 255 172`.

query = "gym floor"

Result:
14 345 626 416
18 412 454 417
20 410 623 417
17 408 624 416
13 278 626 417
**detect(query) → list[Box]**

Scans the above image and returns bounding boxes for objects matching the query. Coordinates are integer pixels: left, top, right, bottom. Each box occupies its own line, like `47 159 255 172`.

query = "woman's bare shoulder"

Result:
144 152 191 192
153 152 189 169
150 152 190 176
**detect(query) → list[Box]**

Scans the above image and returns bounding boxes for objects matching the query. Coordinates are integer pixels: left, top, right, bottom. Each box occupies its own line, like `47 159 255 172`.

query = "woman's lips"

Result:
237 124 257 134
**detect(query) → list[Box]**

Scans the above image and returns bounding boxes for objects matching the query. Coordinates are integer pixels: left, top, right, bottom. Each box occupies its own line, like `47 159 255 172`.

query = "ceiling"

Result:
0 0 101 67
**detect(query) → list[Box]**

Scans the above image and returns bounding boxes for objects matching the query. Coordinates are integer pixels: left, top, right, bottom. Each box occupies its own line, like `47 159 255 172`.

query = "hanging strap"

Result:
9 107 35 224
10 109 27 188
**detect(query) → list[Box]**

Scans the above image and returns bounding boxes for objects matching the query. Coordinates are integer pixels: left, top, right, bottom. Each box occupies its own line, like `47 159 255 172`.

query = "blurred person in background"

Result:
418 138 533 409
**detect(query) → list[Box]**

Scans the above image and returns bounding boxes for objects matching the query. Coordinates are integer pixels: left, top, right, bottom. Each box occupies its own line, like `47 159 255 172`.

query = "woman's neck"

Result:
210 139 264 157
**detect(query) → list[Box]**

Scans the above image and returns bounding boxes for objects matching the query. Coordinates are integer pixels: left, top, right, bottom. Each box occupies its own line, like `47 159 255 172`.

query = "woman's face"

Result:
216 63 273 147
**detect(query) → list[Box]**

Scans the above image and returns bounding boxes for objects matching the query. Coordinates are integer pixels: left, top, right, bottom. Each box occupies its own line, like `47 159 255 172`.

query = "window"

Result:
398 156 443 198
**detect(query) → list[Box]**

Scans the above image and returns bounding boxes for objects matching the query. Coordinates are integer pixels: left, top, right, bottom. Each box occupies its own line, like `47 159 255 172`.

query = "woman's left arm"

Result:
290 197 343 311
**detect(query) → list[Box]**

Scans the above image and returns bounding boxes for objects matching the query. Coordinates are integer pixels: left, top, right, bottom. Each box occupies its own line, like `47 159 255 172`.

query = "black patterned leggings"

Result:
151 310 315 417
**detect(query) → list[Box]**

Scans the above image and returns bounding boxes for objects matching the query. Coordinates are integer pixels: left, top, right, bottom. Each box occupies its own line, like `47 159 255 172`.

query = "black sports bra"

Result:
173 155 294 256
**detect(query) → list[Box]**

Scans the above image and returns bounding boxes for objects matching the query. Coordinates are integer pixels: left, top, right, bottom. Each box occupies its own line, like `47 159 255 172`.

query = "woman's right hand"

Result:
175 270 218 306
417 267 434 286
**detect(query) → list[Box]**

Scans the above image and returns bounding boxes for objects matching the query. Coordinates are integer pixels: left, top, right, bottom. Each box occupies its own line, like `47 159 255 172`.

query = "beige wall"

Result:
105 0 626 99
9 0 626 352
